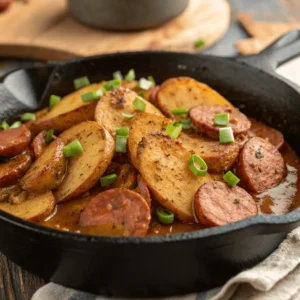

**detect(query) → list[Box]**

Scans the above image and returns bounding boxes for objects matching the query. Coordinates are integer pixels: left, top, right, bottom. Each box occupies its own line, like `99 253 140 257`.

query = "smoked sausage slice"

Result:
80 188 151 236
193 181 257 226
135 174 151 207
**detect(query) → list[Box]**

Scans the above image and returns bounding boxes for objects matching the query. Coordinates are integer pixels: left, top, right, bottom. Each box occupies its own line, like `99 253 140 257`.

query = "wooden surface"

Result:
1 1 300 299
0 0 230 60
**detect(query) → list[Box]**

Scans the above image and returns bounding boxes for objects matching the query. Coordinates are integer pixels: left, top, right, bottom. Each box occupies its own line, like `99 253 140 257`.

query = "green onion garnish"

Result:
0 121 10 130
188 154 208 177
122 113 135 119
171 108 189 115
138 91 145 98
214 113 229 126
179 117 191 129
116 126 129 137
147 76 156 86
100 173 118 187
223 171 240 187
219 127 234 144
46 129 54 144
138 78 153 90
96 87 106 97
165 123 182 139
156 206 174 224
116 136 128 153
113 71 123 80
10 121 22 129
21 113 36 122
103 79 121 91
81 90 99 102
49 95 61 109
74 76 90 90
133 98 146 112
195 38 205 48
125 69 135 81
63 139 84 157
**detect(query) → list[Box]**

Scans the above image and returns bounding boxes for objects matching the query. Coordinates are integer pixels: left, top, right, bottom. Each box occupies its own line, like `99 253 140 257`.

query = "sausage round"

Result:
79 188 151 236
189 105 251 139
193 181 257 226
236 137 286 193
0 125 31 157
135 174 151 207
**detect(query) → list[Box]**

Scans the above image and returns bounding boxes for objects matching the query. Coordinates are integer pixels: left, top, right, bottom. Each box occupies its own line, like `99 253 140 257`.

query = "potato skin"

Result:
20 138 66 193
31 130 47 158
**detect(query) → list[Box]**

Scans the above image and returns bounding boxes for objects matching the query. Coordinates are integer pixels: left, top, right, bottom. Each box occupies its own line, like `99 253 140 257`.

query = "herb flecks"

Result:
258 167 262 173
234 198 240 204
255 148 264 159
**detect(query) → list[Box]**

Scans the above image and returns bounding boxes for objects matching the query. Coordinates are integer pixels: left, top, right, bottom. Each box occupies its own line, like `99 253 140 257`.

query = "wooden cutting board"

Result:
0 0 230 60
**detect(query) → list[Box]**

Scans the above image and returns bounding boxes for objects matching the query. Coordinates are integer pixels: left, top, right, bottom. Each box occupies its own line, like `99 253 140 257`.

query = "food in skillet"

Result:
0 70 299 237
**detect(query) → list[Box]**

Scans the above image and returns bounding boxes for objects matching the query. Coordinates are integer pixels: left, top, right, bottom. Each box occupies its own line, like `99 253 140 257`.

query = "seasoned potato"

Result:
31 131 47 158
94 87 162 135
20 138 66 193
0 190 55 222
156 77 232 118
54 121 115 203
0 185 21 202
111 163 137 189
29 84 102 135
136 133 213 222
121 80 156 102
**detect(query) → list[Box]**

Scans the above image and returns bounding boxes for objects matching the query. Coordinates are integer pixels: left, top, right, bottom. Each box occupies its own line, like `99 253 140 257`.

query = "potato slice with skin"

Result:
95 87 162 135
20 138 66 193
0 185 21 202
31 130 47 158
136 133 213 222
156 77 232 118
0 190 55 222
54 121 115 203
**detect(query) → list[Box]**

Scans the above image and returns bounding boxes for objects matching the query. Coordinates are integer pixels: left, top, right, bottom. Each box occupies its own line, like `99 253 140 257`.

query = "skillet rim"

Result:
0 50 300 244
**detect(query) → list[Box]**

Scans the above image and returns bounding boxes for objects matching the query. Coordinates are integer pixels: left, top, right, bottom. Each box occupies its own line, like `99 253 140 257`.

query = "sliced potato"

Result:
136 133 213 222
121 80 156 102
0 190 55 222
0 185 21 202
95 87 162 135
29 84 102 135
20 138 66 193
54 121 115 203
156 77 232 118
111 163 137 189
31 131 47 158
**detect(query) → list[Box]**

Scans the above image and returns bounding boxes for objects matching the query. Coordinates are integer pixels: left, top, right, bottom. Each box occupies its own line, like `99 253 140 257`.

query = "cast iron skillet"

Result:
0 31 300 297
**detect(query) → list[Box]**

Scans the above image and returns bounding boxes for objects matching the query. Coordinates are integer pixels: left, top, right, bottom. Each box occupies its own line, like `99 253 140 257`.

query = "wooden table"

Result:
0 1 300 299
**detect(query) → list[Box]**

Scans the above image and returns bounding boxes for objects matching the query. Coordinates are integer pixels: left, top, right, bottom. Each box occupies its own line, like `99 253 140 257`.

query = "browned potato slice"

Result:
0 185 21 202
54 121 115 203
136 133 213 222
31 131 47 158
94 87 162 135
111 163 137 189
29 84 102 135
0 190 55 222
156 77 232 118
121 80 156 101
20 138 66 193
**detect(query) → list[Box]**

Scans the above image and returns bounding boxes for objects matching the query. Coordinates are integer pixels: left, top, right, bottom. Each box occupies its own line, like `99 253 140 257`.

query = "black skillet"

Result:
0 31 300 298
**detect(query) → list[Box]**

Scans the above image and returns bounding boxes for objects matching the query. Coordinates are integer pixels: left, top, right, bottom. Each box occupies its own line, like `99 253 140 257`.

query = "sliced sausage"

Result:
135 174 151 207
0 125 31 157
80 188 151 236
236 137 286 193
31 131 47 158
189 105 251 139
0 152 32 187
193 181 257 226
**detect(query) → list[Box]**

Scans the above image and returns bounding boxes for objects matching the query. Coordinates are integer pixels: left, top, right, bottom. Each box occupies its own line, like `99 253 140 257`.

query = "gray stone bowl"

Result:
67 0 190 31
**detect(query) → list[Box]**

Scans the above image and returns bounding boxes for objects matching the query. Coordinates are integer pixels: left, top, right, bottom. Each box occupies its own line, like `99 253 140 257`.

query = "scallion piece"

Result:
179 117 191 129
103 79 121 91
10 121 22 129
0 121 9 130
122 113 135 119
49 95 61 109
165 123 182 139
81 90 99 102
74 76 90 90
138 78 153 90
195 38 205 48
147 75 156 86
116 126 129 137
214 113 229 126
138 91 145 98
116 136 128 153
171 108 189 115
63 139 84 157
96 87 106 97
133 98 146 112
156 207 174 224
219 127 234 144
21 113 36 122
46 129 54 144
113 71 123 80
188 154 208 176
223 171 240 187
100 173 118 187
125 69 135 81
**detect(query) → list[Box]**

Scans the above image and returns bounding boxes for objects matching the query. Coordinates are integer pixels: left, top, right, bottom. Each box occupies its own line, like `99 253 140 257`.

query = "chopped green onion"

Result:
147 76 156 86
113 71 123 80
214 113 229 126
10 121 22 129
116 126 129 137
188 154 208 176
219 127 234 144
49 95 61 109
100 173 118 187
138 91 145 98
21 113 36 122
165 123 182 139
195 38 205 48
0 121 9 130
133 98 146 112
171 108 189 115
103 79 121 91
179 117 192 129
223 171 240 187
116 136 128 153
74 76 90 90
122 113 135 119
63 139 84 157
156 206 174 224
138 78 153 90
96 87 106 97
46 129 54 144
125 69 135 81
81 90 99 102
